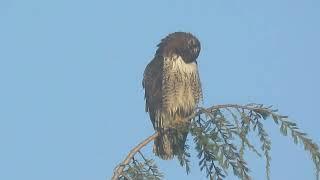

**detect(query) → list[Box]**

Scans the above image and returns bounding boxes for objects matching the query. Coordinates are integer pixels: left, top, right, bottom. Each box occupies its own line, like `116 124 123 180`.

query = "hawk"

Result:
143 32 202 160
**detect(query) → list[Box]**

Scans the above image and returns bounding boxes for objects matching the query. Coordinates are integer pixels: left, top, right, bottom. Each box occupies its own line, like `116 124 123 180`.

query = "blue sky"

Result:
0 0 319 179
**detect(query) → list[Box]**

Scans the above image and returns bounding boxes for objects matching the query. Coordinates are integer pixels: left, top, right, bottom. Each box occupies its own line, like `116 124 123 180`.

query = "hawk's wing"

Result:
142 56 163 128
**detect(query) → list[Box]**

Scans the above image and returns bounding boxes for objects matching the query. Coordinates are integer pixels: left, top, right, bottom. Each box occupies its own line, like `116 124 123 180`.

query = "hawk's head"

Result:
156 32 201 63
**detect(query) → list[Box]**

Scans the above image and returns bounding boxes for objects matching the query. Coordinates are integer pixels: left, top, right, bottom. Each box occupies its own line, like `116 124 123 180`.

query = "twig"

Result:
112 132 159 180
138 151 148 162
205 104 262 113
138 150 158 176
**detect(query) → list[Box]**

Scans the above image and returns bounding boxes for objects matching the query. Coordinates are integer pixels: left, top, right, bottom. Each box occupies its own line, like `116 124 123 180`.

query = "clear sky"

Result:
0 0 319 179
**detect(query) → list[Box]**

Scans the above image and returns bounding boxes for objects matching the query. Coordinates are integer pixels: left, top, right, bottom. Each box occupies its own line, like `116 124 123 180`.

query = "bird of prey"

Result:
143 32 202 160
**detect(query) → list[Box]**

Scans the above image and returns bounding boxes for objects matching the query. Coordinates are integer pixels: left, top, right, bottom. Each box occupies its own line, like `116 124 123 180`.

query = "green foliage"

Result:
279 119 320 180
119 151 164 180
190 108 250 180
177 144 191 174
116 104 320 180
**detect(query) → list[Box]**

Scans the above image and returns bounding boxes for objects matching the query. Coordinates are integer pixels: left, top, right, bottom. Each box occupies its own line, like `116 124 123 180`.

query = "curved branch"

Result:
112 132 159 180
205 104 265 112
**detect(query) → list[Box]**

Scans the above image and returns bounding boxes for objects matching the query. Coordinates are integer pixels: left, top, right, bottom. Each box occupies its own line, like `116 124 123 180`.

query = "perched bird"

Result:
143 32 202 160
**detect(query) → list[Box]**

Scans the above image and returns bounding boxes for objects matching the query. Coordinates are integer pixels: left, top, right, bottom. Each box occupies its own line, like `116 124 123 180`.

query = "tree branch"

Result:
112 132 159 180
111 103 320 179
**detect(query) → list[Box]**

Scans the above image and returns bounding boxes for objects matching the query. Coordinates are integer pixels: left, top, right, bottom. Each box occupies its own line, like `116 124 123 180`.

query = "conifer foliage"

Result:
112 104 320 180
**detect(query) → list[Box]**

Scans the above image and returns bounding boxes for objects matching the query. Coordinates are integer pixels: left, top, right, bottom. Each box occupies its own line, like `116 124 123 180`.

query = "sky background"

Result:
0 0 319 179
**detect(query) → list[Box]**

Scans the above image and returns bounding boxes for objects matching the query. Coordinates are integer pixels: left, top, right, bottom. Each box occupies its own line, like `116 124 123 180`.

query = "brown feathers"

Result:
143 32 202 159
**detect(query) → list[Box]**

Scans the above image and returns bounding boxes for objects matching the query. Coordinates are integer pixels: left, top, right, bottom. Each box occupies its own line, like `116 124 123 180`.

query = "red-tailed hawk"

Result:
143 32 202 159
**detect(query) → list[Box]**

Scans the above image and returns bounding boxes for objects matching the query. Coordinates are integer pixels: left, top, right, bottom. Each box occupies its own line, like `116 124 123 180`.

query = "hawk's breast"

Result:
162 55 201 117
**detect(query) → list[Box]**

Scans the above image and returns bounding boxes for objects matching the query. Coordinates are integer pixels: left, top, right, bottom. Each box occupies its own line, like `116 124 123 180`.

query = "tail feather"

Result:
153 127 189 160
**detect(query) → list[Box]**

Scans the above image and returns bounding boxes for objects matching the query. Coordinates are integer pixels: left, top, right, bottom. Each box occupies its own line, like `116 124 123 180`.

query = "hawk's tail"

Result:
153 127 189 160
